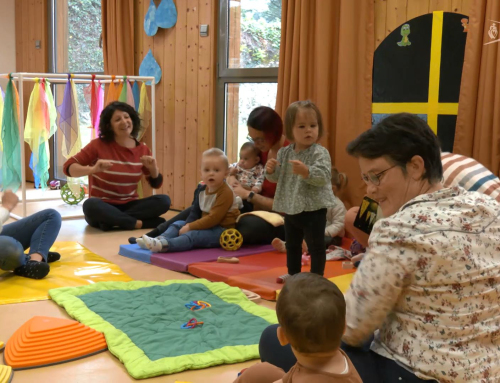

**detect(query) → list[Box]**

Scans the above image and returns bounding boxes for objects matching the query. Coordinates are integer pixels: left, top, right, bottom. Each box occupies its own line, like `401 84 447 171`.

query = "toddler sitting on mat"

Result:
137 148 240 253
234 273 362 383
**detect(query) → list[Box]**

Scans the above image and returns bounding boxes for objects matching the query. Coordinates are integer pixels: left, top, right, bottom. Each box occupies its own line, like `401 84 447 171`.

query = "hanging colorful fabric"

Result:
25 79 57 189
132 81 140 110
58 75 82 159
105 76 119 105
84 75 104 139
137 82 152 141
1 77 21 191
0 85 4 186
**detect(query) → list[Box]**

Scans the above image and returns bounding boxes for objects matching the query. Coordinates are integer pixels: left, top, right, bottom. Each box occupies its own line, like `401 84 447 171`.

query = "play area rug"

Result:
0 242 132 305
119 243 273 272
49 279 277 379
188 252 356 300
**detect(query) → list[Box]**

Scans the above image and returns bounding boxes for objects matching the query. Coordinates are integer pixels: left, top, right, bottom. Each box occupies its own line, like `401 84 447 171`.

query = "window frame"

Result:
216 0 280 150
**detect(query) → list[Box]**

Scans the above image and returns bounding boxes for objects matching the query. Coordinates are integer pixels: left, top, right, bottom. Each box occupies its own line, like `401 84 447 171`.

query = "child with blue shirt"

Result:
266 100 336 283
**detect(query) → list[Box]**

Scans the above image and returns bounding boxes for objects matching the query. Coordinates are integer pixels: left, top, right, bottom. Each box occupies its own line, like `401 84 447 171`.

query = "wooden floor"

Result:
0 210 276 383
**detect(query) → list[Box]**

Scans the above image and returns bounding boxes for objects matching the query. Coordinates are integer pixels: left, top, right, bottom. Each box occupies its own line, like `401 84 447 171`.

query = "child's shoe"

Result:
140 235 164 252
271 238 286 253
276 273 291 284
47 251 61 263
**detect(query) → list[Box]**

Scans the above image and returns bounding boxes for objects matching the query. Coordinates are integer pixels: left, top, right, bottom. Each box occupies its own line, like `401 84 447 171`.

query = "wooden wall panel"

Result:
375 0 473 50
15 0 49 182
134 0 217 209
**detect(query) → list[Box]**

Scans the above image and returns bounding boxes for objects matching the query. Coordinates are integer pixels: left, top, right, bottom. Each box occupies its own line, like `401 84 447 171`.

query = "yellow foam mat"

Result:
0 242 132 305
275 272 354 299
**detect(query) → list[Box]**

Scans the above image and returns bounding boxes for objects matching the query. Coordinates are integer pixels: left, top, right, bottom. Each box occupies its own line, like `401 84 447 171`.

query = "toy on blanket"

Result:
181 318 204 329
220 228 243 251
185 300 211 311
60 183 85 205
4 316 107 370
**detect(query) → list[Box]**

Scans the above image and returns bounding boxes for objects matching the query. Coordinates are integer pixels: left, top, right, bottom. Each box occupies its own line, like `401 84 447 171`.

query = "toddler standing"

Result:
266 100 336 283
137 148 240 253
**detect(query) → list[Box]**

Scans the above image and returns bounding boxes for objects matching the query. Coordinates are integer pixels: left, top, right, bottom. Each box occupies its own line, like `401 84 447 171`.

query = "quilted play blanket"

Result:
49 279 277 379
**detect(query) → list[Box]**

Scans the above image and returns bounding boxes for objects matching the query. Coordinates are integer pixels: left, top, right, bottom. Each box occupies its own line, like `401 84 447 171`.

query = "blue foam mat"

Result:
119 244 152 264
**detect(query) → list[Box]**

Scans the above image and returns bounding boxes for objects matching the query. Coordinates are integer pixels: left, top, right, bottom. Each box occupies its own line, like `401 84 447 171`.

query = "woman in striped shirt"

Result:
63 102 170 231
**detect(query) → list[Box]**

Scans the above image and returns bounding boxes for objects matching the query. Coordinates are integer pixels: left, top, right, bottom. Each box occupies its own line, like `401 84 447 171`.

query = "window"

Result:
217 0 281 163
50 0 104 181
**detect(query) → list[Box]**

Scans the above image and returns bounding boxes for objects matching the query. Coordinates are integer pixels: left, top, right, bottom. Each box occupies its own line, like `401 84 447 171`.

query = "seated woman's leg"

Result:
237 215 285 245
0 209 61 279
83 198 134 230
122 195 171 224
259 324 296 373
345 207 369 248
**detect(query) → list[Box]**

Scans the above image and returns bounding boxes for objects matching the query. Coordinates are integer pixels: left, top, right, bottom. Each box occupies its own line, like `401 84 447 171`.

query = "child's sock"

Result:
276 273 291 284
136 238 149 249
47 251 61 263
271 238 287 253
14 260 50 279
140 235 165 252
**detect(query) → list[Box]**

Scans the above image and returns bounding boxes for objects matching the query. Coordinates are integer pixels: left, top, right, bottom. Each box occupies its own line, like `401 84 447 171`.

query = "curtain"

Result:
101 0 135 75
454 0 500 176
275 0 374 208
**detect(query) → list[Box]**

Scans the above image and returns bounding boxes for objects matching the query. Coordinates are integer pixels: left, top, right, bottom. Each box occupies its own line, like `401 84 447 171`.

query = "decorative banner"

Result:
84 76 104 139
144 0 159 36
1 78 21 191
139 49 162 85
372 11 468 152
137 82 152 141
156 0 177 29
57 75 82 159
25 79 57 189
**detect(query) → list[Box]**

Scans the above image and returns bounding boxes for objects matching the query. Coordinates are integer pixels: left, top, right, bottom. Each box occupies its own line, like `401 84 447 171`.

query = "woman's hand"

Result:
140 156 159 178
289 160 309 178
266 158 279 174
1 190 19 211
232 183 251 200
179 224 191 235
91 160 113 174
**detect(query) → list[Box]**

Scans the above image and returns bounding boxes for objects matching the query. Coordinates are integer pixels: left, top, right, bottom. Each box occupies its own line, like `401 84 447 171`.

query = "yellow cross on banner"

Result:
372 11 459 134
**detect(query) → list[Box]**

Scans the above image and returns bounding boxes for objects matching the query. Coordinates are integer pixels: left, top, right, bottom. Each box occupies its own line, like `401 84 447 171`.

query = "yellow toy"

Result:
220 229 243 251
0 365 13 383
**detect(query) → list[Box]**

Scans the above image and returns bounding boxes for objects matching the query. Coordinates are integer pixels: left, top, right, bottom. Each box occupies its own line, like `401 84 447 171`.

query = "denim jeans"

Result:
0 208 62 266
158 220 225 253
284 209 327 275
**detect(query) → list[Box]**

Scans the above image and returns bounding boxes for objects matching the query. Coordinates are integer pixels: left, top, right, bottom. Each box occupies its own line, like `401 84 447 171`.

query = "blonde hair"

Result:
284 100 324 142
202 148 229 168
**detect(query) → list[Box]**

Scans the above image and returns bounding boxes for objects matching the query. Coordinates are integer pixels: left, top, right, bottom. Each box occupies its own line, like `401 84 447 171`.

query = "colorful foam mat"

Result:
188 252 355 300
119 243 274 272
0 242 132 305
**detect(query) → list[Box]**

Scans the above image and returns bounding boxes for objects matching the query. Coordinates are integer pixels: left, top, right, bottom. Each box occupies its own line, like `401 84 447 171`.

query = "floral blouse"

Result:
344 187 500 382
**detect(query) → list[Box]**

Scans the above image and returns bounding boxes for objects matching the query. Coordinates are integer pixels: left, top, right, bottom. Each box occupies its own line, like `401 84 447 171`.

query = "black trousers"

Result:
259 324 438 383
236 214 286 245
83 195 170 231
284 209 327 275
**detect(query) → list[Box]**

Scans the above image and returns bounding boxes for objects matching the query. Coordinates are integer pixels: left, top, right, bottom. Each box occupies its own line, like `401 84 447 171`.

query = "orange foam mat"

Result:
188 251 355 300
4 316 107 370
0 242 132 305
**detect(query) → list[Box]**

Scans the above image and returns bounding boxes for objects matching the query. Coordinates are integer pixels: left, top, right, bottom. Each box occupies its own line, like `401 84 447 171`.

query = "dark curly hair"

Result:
247 106 283 146
98 101 141 142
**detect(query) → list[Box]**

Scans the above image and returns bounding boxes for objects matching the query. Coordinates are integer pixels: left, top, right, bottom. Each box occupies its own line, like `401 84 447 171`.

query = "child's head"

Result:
238 142 261 170
276 273 345 355
331 167 347 196
201 148 229 189
284 100 324 149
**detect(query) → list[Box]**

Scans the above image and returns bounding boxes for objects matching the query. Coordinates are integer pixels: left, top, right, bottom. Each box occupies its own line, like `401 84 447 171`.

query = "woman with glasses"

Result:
258 113 500 382
128 106 289 245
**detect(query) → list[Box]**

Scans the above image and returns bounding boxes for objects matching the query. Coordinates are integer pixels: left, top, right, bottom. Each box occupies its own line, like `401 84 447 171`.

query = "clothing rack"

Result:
0 72 156 220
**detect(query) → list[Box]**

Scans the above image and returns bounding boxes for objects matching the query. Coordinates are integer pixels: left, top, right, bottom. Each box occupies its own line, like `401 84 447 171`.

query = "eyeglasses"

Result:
246 135 265 145
361 165 397 186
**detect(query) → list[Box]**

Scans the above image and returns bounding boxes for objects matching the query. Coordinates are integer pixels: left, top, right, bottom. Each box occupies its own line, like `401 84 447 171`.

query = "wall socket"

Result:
200 25 209 37
35 40 41 49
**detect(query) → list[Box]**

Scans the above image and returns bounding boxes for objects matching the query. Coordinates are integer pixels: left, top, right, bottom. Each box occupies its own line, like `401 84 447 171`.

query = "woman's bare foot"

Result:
271 238 286 253
135 220 143 229
30 253 43 262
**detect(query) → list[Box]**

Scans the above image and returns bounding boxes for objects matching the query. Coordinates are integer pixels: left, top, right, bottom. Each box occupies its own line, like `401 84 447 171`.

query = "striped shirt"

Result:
63 138 163 205
442 152 500 202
